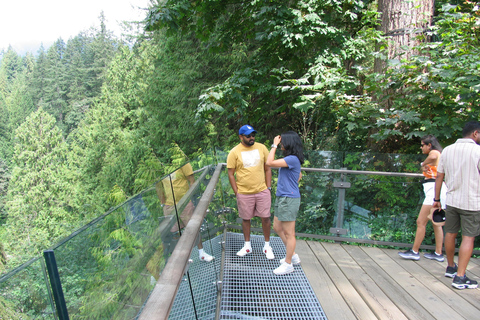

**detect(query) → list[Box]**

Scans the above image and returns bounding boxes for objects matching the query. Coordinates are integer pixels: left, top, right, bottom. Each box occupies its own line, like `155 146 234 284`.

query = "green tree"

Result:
3 108 76 262
41 39 68 125
0 49 36 164
146 0 379 149
84 12 121 98
348 3 480 153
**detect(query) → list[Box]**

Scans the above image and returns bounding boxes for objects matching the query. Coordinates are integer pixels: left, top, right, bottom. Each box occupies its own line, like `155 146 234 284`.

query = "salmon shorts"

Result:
236 189 271 220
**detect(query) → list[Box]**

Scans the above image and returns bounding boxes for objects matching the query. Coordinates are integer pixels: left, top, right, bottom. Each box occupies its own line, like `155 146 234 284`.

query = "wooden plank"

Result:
343 245 431 320
308 241 378 319
468 256 480 267
465 257 480 278
407 249 480 311
363 247 463 319
296 240 356 320
385 248 479 319
321 243 408 320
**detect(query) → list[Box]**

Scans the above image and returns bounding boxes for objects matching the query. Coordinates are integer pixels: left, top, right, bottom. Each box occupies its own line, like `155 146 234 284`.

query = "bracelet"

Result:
271 144 277 148
433 198 440 202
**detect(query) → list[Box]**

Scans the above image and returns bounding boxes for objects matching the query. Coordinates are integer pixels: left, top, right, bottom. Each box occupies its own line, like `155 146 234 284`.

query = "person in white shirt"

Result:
434 121 480 289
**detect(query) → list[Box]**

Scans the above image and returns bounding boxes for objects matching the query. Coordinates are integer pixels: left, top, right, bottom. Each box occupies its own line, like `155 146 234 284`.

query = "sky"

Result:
0 0 152 55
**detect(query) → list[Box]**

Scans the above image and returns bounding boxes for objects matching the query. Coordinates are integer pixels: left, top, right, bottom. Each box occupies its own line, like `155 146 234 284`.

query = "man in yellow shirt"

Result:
227 125 274 259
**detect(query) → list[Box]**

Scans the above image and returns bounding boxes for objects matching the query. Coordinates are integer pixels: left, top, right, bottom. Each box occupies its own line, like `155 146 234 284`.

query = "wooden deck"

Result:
296 240 480 320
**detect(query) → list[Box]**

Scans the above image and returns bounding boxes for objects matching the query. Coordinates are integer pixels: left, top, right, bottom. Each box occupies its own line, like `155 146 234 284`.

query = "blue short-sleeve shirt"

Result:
276 155 301 198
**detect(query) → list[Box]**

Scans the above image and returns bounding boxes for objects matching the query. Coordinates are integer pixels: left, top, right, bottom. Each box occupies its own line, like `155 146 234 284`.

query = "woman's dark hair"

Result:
281 131 304 164
421 134 442 152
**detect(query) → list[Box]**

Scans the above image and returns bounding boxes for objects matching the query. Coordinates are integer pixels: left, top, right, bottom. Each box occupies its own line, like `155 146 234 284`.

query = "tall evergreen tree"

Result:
0 49 36 164
3 108 75 261
30 45 48 107
41 39 68 125
85 12 119 98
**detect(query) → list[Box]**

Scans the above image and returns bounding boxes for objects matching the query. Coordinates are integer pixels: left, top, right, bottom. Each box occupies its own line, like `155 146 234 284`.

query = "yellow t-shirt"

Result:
227 142 269 194
161 164 194 206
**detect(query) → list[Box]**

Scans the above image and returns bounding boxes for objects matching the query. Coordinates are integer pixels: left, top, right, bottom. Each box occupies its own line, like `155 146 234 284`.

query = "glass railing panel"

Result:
50 185 174 319
305 150 345 169
297 157 425 243
168 163 221 320
338 152 424 242
342 152 424 172
339 173 422 241
0 257 55 319
215 149 427 246
297 170 340 235
214 147 229 164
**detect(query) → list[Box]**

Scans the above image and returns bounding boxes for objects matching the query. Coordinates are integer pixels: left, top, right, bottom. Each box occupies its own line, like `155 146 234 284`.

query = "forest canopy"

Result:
0 0 479 272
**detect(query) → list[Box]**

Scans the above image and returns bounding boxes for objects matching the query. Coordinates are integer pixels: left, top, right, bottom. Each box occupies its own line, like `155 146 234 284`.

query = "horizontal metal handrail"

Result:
139 164 223 319
301 167 424 178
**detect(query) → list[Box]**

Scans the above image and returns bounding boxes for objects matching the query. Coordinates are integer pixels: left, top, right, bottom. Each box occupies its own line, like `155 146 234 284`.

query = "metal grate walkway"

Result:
219 232 327 320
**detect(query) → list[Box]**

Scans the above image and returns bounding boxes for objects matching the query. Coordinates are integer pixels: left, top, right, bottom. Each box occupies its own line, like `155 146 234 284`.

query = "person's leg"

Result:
456 235 475 277
255 189 272 243
261 217 271 242
412 204 431 252
433 223 444 255
273 216 286 245
242 219 251 242
282 221 296 264
444 206 460 270
445 232 457 267
236 193 255 243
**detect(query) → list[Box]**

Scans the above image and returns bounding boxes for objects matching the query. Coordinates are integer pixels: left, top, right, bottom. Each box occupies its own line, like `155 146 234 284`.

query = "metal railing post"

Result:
330 168 350 236
44 250 69 320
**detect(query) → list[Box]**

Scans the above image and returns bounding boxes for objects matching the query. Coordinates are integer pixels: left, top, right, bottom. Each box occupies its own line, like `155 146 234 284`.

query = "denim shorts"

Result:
274 197 300 221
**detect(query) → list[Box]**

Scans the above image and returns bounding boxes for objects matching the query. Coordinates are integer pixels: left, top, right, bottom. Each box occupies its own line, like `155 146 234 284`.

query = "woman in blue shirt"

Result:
266 131 304 275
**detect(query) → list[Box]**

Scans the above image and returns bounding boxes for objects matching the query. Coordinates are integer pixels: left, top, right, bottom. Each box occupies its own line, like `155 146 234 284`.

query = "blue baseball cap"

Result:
239 125 257 135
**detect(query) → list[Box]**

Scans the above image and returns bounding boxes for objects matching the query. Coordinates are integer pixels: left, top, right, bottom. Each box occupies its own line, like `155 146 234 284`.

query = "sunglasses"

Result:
243 133 256 138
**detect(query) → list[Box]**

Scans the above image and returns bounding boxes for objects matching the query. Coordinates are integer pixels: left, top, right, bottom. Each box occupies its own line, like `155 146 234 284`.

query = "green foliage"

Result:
146 0 381 150
3 108 77 261
351 3 480 152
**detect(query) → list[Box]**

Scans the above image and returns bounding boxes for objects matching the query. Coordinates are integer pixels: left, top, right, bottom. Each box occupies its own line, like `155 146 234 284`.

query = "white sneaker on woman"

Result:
280 253 301 265
274 262 294 275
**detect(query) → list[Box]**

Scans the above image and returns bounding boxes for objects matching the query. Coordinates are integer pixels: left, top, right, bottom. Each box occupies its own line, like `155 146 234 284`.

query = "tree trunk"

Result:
374 0 434 73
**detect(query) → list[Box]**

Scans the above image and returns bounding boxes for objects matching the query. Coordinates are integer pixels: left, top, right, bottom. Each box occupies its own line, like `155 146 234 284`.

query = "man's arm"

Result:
433 172 445 209
264 163 272 188
228 168 238 195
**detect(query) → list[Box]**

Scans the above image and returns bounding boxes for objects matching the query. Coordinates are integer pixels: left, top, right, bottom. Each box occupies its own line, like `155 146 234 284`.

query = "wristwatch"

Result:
267 187 272 191
271 144 277 148
433 198 440 202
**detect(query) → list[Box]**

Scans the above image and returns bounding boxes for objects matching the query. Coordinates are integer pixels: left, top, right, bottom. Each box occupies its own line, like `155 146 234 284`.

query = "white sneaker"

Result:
263 246 274 259
274 262 294 275
237 245 252 257
280 253 301 265
199 252 214 262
